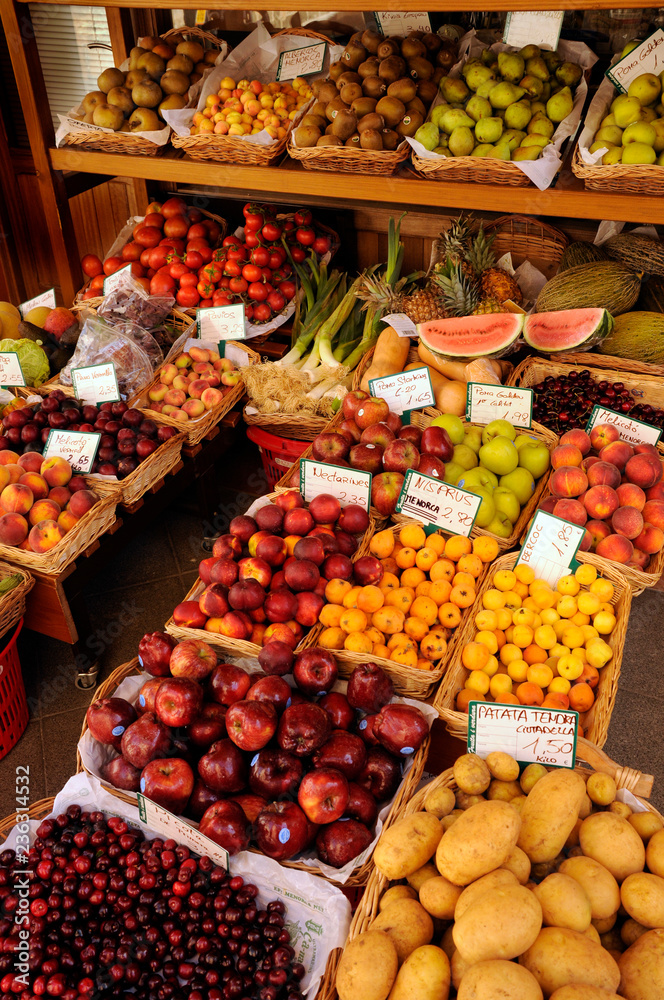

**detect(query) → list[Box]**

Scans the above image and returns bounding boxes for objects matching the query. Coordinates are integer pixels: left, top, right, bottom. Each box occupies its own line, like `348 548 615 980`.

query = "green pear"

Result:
497 51 525 83
651 118 664 153
521 134 550 148
466 95 493 121
481 47 498 67
504 100 532 130
623 121 656 146
439 108 474 134
489 82 526 109
526 56 550 82
476 80 497 100
603 147 623 165
601 112 617 128
471 143 494 156
474 116 504 143
465 64 497 92
656 102 664 116
622 39 641 57
547 86 573 124
530 101 547 116
628 73 662 107
512 145 542 160
540 81 552 101
658 150 664 165
433 146 450 156
414 122 440 151
589 139 616 154
543 50 562 72
461 58 483 79
555 62 583 88
440 77 470 104
622 142 657 164
448 126 475 157
595 125 623 146
502 128 526 151
612 95 643 128
431 104 451 129
528 114 554 138
488 142 511 160
520 45 541 61
638 107 657 123
519 75 544 99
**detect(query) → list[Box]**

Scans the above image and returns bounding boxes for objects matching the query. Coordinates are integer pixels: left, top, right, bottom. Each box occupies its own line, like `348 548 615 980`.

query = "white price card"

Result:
503 10 564 51
382 313 418 338
467 701 579 769
0 353 25 386
516 509 585 587
606 28 664 93
197 304 245 341
137 793 229 871
586 404 662 448
277 41 326 80
103 264 133 295
300 459 371 513
466 382 533 429
19 287 56 318
71 363 120 404
43 429 101 474
375 11 431 36
368 366 435 416
396 470 482 537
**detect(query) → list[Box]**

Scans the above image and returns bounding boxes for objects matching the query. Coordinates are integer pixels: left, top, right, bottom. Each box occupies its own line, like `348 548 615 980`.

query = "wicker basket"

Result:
550 352 664 379
288 139 410 176
243 407 330 441
0 564 33 641
428 214 569 279
88 426 185 507
0 497 116 576
433 551 631 747
572 125 664 196
411 150 532 186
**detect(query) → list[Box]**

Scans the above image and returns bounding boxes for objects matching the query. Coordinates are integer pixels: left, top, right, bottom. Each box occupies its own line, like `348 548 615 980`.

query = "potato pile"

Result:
336 751 664 1000
293 28 457 151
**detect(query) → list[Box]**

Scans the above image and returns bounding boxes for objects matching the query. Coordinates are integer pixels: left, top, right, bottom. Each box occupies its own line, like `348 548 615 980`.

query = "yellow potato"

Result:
621 919 649 948
458 959 544 999
455 869 519 921
380 885 417 911
646 829 664 877
419 876 463 921
532 873 592 932
559 856 620 920
453 884 542 964
499 846 531 884
406 862 439 892
371 899 434 964
336 930 399 1000
387 944 450 1000
451 949 473 991
485 751 520 782
436 800 521 886
518 769 587 863
519 927 621 996
549 988 621 999
628 811 663 843
579 813 646 882
453 753 491 794
621 872 664 928
618 927 664 1000
424 785 456 818
374 813 443 880
584 924 601 945
440 925 455 960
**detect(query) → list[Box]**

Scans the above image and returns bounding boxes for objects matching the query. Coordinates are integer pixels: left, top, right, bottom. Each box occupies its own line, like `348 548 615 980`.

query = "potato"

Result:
549 988 621 999
586 772 617 806
419 876 463 920
565 819 583 850
375 813 443 880
532 873 592 932
442 810 463 831
380 885 418 911
621 872 664 928
424 786 456 819
486 751 520 782
387 944 450 1000
441 925 455 960
451 949 473 991
520 763 548 793
455 791 486 810
455 869 519 920
519 927 621 996
584 924 601 945
436 800 520 886
628 811 663 843
453 884 542 964
618 927 664 999
407 862 439 892
500 846 531 884
621 919 649 947
592 914 617 934
518 769 587 864
371 899 434 963
609 801 632 819
579 813 646 882
453 754 491 794
559 856 620 920
337 930 399 1000
458 959 544 999
487 779 522 802
646 829 664 876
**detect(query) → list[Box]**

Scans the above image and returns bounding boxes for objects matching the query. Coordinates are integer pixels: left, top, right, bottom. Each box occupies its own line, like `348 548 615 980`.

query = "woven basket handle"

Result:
577 737 653 798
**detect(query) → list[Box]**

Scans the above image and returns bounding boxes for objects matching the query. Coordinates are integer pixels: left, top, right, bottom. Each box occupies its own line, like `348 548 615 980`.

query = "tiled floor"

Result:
1 429 663 820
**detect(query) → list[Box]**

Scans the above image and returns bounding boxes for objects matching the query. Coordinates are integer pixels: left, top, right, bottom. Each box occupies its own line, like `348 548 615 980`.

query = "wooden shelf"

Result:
49 146 664 225
19 0 652 9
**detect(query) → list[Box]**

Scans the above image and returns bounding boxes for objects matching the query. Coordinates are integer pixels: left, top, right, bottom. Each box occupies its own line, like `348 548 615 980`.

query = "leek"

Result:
317 279 361 368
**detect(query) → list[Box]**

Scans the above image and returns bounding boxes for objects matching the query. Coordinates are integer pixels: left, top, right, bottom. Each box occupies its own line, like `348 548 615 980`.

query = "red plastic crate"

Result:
0 620 28 761
246 426 309 490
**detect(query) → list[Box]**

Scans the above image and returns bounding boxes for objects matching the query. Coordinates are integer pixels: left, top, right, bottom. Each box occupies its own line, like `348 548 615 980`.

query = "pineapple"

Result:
464 224 496 277
359 273 447 324
431 265 479 317
432 215 475 282
480 267 524 307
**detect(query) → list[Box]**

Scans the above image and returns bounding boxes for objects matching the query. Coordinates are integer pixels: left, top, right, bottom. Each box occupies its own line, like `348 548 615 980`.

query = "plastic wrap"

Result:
60 316 160 399
98 273 175 331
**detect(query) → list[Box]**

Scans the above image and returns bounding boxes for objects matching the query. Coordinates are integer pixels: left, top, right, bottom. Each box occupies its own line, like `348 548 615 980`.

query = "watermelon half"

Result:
417 313 524 360
523 308 614 353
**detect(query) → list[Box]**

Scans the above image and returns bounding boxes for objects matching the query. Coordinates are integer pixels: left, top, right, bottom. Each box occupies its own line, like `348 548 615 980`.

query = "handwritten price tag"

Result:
586 404 662 448
468 701 579 768
277 41 326 80
137 794 229 871
197 305 245 341
0 353 25 386
103 264 133 295
300 459 371 513
466 382 533 428
375 11 431 36
19 287 56 318
503 10 564 51
368 366 435 416
606 28 664 92
43 430 101 474
516 510 585 587
71 363 120 404
396 470 481 537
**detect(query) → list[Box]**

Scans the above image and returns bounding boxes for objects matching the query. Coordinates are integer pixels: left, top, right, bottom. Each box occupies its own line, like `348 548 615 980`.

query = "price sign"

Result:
606 28 664 93
19 287 56 318
0 353 25 386
516 509 585 587
300 459 371 513
466 382 533 428
197 305 245 342
103 264 133 295
396 470 482 537
277 41 326 80
586 404 662 448
375 11 431 36
71 363 120 404
368 366 435 416
382 313 418 338
467 701 579 768
503 10 564 51
137 794 229 871
43 430 101 474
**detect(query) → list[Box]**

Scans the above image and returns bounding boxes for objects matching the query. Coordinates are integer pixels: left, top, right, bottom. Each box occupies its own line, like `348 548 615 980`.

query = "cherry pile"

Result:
0 806 305 1000
532 370 664 435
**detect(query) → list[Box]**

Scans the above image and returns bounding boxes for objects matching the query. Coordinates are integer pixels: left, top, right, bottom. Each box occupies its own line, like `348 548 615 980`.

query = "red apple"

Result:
420 425 454 462
356 747 401 801
258 640 295 676
355 398 389 429
353 555 383 586
209 663 252 705
140 757 194 815
298 767 349 824
349 442 383 474
345 782 378 827
229 514 258 544
360 422 395 450
136 678 165 715
185 779 221 821
339 419 361 444
318 691 354 730
187 711 227 749
383 439 420 475
101 756 142 793
225 699 278 751
417 454 445 479
356 713 380 746
371 471 405 516
229 792 268 824
120 713 171 769
247 674 292 713
277 702 332 756
138 631 177 677
373 703 429 755
197 738 247 793
169 638 217 681
263 588 297 624
255 801 311 861
347 662 394 713
86 697 137 750
249 748 303 799
315 818 372 868
342 389 370 421
312 730 367 780
293 647 338 696
332 530 358 558
199 800 249 856
399 424 422 447
312 432 350 463
155 678 203 727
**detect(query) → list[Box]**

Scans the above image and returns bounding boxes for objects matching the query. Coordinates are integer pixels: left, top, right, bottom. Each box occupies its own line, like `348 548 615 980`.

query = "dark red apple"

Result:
101 755 142 792
209 662 252 705
349 443 383 474
199 800 249 856
258 640 294 677
315 818 373 868
187 712 227 749
86 697 137 750
229 514 258 544
342 389 370 421
298 767 349 824
371 471 405 516
312 730 367 780
255 801 311 861
225 699 278 751
417 454 445 479
155 678 203 728
293 536 325 565
385 411 402 435
347 662 394 713
322 553 353 581
249 748 303 799
136 678 165 715
339 419 361 444
356 713 380 746
293 647 338 696
353 556 383 586
229 792 268 824
247 675 291 714
120 713 171 769
210 558 239 588
277 702 331 756
169 638 217 681
374 703 429 755
284 559 319 593
383 439 420 475
138 631 177 677
318 691 354 730
337 505 370 535
356 747 401 801
420 425 454 462
228 578 265 612
345 782 378 827
254 503 284 533
398 424 422 447
185 779 221 821
312 431 350 463
197 738 247 793
140 757 194 814
264 588 298 624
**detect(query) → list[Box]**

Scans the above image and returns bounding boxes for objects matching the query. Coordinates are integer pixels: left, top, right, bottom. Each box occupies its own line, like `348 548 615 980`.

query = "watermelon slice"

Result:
523 308 614 353
417 313 524 360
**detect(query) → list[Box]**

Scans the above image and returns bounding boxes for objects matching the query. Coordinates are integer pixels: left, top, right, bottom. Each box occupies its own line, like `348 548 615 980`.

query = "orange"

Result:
381 557 399 576
372 606 405 635
339 608 367 634
523 644 548 665
385 587 414 614
324 578 352 605
342 586 362 609
452 571 476 590
370 528 396 560
472 535 499 563
462 642 490 671
399 523 426 550
445 535 472 561
438 602 461 628
390 646 418 668
456 689 484 712
318 627 346 650
379 572 400 592
415 546 438 572
430 558 456 583
568 682 595 712
401 567 427 589
373 643 390 659
395 546 417 569
450 584 475 609
410 595 438 627
426 533 446 555
344 632 372 654
457 553 483 578
404 617 429 643
357 585 384 614
319 604 344 628
516 681 544 706
420 631 447 662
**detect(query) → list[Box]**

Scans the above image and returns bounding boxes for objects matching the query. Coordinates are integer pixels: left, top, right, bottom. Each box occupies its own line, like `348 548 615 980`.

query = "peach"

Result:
550 466 588 499
49 486 72 507
595 533 634 564
587 461 621 490
583 485 619 520
18 472 49 500
0 512 28 546
221 371 241 387
57 510 79 533
551 443 583 469
169 409 189 422
539 496 557 514
188 379 210 400
182 399 205 419
629 547 650 569
634 443 660 457
580 528 593 551
599 440 633 471
148 383 168 402
163 388 187 407
634 522 664 555
28 499 61 526
0 467 10 492
160 364 178 385
174 353 192 369
1 483 33 515
625 452 662 490
0 450 19 466
17 452 43 473
201 387 224 409
68 489 98 519
149 401 164 413
199 372 221 388
161 405 179 416
642 499 664 530
646 481 664 502
189 345 210 363
590 423 620 451
192 361 214 374
611 505 644 540
616 483 646 510
560 429 591 455
28 519 66 553
5 465 22 484
581 455 601 473
41 456 73 487
553 498 587 526
172 375 191 393
586 519 612 549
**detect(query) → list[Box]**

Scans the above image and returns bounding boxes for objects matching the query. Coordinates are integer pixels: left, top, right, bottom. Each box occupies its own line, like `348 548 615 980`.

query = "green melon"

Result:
523 308 613 353
598 311 664 365
417 313 524 359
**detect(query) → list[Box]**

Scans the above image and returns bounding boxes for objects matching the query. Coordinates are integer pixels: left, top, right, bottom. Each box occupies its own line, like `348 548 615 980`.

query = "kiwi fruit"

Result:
329 61 344 81
362 76 387 99
406 96 427 116
417 79 438 104
437 45 457 70
326 96 347 121
388 77 417 103
318 82 339 105
379 55 407 83
396 110 423 137
381 128 400 150
325 122 335 134
375 95 406 127
337 71 361 88
300 113 327 129
357 112 385 133
358 57 380 79
433 67 445 85
294 125 321 147
360 129 383 150
312 80 324 97
377 39 400 59
422 32 442 54
342 42 367 70
317 135 342 146
331 108 358 141
310 101 328 120
409 57 434 81
361 29 382 54
401 36 427 61
340 83 363 105
349 31 364 44
345 133 361 147
351 96 377 118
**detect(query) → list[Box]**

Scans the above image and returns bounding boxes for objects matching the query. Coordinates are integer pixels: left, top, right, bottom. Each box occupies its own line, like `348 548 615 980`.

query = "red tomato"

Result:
184 250 204 270
223 261 241 278
204 220 222 243
268 248 286 269
179 273 198 288
283 219 296 232
251 247 270 267
267 291 286 312
212 248 227 263
212 292 232 307
313 235 331 255
81 254 104 278
176 286 200 308
242 263 262 283
243 204 264 231
197 246 213 264
197 278 214 298
271 266 292 283
294 209 312 227
229 276 248 294
187 207 204 224
253 302 272 322
146 201 163 215
148 246 171 270
261 221 282 242
290 246 306 263
223 235 242 248
136 277 152 294
186 238 211 252
186 223 208 241
261 267 273 282
129 262 146 278
244 231 260 249
162 197 189 218
219 277 231 289
143 212 164 230
140 249 153 268
244 303 254 321
296 226 315 246
121 241 143 262
278 280 296 301
248 281 268 302
159 238 185 255
202 262 223 284
146 268 155 279
103 256 124 276
89 274 105 293
227 247 247 262
150 272 176 296
200 298 213 308
157 264 173 276
163 216 190 240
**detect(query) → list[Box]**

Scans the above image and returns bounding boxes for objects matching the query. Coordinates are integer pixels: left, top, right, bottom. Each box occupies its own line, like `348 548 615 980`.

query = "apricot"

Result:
568 682 595 712
28 518 66 553
41 456 73 487
0 512 28 546
515 681 544 705
456 689 484 712
28 499 61 527
466 669 490 695
462 642 490 671
18 472 49 500
1 483 33 515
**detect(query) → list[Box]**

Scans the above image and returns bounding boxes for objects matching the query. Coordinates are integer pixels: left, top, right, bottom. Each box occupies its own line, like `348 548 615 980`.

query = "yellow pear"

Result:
595 125 623 146
602 147 623 165
546 86 573 124
628 72 662 107
622 142 657 164
512 145 542 160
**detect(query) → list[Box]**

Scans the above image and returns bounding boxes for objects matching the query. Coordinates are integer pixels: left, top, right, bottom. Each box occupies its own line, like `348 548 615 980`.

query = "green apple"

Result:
457 467 498 491
431 413 465 445
481 419 516 445
518 441 551 479
486 509 513 538
479 436 519 475
463 426 483 453
515 432 540 450
500 467 535 505
443 461 465 485
473 487 496 528
453 444 479 471
492 486 521 524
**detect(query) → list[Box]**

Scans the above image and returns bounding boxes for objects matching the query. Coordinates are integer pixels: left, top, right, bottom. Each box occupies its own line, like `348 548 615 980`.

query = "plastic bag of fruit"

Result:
98 270 175 331
60 315 161 399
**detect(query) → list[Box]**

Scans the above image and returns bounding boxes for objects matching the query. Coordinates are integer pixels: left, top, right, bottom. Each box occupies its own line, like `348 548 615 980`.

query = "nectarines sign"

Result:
468 701 579 768
300 459 371 513
586 404 662 448
71 363 120 404
43 429 101 474
516 509 585 587
396 471 482 536
466 382 533 429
